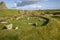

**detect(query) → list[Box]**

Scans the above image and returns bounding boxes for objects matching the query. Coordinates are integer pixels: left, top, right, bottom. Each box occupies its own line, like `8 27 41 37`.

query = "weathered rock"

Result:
16 17 21 20
6 24 13 29
28 23 33 25
27 17 30 20
1 21 7 24
15 26 18 30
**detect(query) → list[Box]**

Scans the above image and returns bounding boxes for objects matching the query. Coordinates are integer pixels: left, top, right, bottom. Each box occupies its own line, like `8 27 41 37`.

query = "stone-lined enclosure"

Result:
0 16 50 30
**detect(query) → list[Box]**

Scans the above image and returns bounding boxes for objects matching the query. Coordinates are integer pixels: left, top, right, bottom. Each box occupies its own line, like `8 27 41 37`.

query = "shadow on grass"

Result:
52 16 60 18
31 16 49 26
40 16 49 26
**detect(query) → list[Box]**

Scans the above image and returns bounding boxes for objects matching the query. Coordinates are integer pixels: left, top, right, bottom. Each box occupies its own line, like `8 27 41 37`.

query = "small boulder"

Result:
15 26 18 30
6 24 13 30
28 23 33 25
27 17 30 20
16 17 21 20
1 21 7 24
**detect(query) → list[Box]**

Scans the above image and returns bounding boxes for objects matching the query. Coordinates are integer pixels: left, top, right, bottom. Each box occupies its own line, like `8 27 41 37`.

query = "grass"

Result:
0 9 60 40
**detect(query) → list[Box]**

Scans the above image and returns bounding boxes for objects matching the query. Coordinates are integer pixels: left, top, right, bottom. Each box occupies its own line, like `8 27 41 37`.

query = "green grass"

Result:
0 9 60 40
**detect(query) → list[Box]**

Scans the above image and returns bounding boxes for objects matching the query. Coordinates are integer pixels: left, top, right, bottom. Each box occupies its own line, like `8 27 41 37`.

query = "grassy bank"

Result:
0 9 60 40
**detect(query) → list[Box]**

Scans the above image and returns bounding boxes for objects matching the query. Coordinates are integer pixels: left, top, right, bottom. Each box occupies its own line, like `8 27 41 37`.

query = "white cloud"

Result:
16 4 42 10
14 0 48 7
14 1 22 7
14 0 48 10
44 0 48 1
22 5 42 8
22 0 48 1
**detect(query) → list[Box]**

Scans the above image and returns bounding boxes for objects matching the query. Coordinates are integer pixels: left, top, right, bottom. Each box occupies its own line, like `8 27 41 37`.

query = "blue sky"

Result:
0 0 60 10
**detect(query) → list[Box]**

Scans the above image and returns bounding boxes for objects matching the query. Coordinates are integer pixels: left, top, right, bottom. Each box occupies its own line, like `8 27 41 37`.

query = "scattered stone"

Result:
16 17 21 20
28 23 33 25
15 26 18 30
1 21 7 24
27 17 30 20
6 24 13 30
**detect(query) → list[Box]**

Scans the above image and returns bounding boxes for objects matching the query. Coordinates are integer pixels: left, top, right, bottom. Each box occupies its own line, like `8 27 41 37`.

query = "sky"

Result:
0 0 60 10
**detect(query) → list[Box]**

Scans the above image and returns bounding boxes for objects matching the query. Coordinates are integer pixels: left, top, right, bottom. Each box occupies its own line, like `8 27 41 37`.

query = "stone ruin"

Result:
3 24 18 30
